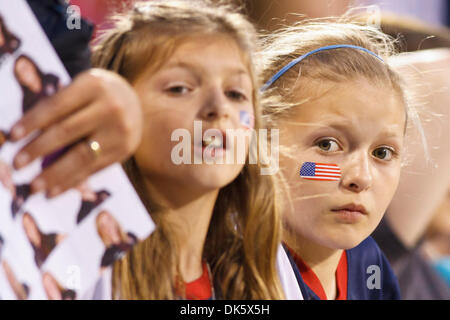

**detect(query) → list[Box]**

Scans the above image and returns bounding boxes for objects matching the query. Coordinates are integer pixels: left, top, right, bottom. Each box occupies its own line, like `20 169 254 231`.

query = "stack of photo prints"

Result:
0 0 155 300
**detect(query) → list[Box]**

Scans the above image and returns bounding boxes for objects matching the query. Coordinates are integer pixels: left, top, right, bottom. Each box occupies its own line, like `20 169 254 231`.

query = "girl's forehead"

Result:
164 34 250 73
135 35 254 88
288 80 406 133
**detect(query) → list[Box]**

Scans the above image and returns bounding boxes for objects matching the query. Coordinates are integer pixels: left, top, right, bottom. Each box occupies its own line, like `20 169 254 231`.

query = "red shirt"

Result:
185 262 213 300
287 246 348 300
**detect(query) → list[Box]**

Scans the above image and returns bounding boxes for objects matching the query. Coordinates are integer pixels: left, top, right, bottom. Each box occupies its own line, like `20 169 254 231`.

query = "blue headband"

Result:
261 44 384 92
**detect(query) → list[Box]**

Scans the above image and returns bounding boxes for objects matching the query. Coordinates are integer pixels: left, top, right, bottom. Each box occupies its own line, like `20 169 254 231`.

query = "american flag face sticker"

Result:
299 162 341 181
240 110 254 130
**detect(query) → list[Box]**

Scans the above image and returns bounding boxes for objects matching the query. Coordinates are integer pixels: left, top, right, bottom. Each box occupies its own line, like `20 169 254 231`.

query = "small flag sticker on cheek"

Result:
299 162 341 181
240 110 254 130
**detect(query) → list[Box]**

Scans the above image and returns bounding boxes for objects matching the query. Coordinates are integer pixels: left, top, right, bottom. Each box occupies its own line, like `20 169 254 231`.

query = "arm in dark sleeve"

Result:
27 0 93 77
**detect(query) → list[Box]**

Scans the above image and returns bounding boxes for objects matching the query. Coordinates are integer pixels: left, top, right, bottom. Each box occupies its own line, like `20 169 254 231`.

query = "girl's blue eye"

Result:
316 139 340 152
226 90 247 101
372 147 395 161
167 86 190 95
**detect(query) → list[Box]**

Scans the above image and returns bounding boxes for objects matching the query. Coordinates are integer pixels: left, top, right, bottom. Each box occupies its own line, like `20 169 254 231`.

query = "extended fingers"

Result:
12 101 106 170
30 131 122 198
9 72 101 142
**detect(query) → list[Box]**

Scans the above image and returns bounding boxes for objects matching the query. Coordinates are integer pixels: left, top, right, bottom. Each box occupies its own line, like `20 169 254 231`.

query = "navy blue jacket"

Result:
27 0 93 77
285 237 401 300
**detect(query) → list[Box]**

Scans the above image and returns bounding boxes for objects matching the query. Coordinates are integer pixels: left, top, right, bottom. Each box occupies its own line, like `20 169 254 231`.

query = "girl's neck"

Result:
144 177 219 282
285 230 343 300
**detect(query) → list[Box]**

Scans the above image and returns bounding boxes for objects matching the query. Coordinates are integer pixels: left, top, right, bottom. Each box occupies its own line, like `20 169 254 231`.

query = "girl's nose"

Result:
340 152 373 193
198 87 230 121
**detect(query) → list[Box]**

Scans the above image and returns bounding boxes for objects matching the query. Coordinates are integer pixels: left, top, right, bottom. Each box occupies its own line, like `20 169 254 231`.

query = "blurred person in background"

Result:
237 0 448 31
421 188 450 288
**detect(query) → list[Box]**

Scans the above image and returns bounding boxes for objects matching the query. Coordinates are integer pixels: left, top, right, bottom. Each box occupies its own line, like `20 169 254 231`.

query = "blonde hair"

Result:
92 0 284 300
259 19 409 127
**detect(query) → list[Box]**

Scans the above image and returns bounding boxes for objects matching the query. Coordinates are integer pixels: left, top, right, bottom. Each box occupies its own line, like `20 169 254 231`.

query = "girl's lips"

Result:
331 203 368 215
193 129 228 150
331 210 364 224
192 129 228 159
330 203 368 224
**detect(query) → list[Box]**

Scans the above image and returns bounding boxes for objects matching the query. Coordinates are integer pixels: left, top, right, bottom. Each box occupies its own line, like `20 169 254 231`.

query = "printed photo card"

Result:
0 0 154 300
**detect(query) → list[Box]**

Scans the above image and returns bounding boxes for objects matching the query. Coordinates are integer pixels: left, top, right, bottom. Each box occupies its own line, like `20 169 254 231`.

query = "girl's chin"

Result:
320 230 369 250
299 224 370 251
182 165 242 189
327 238 364 251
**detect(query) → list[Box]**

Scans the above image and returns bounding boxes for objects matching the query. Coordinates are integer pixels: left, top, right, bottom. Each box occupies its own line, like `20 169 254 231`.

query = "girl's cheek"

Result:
238 109 255 130
377 161 402 186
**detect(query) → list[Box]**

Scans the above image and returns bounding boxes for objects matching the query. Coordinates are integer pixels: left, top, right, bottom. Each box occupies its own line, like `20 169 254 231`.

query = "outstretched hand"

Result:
8 69 143 198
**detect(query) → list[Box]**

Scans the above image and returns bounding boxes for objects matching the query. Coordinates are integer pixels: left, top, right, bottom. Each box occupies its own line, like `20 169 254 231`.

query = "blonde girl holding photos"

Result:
91 0 287 300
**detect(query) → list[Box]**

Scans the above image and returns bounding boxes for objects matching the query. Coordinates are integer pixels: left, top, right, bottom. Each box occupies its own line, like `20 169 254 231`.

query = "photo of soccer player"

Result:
0 14 21 59
0 159 32 218
42 271 76 300
0 130 7 148
41 150 112 225
0 159 14 196
11 183 31 218
2 260 29 300
22 212 66 268
96 210 137 268
76 182 111 225
13 54 59 113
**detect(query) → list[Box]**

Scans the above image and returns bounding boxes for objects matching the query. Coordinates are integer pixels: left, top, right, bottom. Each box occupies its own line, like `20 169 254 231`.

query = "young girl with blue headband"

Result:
260 21 413 299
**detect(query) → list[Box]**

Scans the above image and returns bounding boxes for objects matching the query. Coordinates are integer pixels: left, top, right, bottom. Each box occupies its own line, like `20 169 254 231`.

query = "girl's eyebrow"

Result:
315 120 403 142
162 61 198 71
157 61 202 83
324 122 355 139
312 117 353 131
159 61 201 78
163 60 250 78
